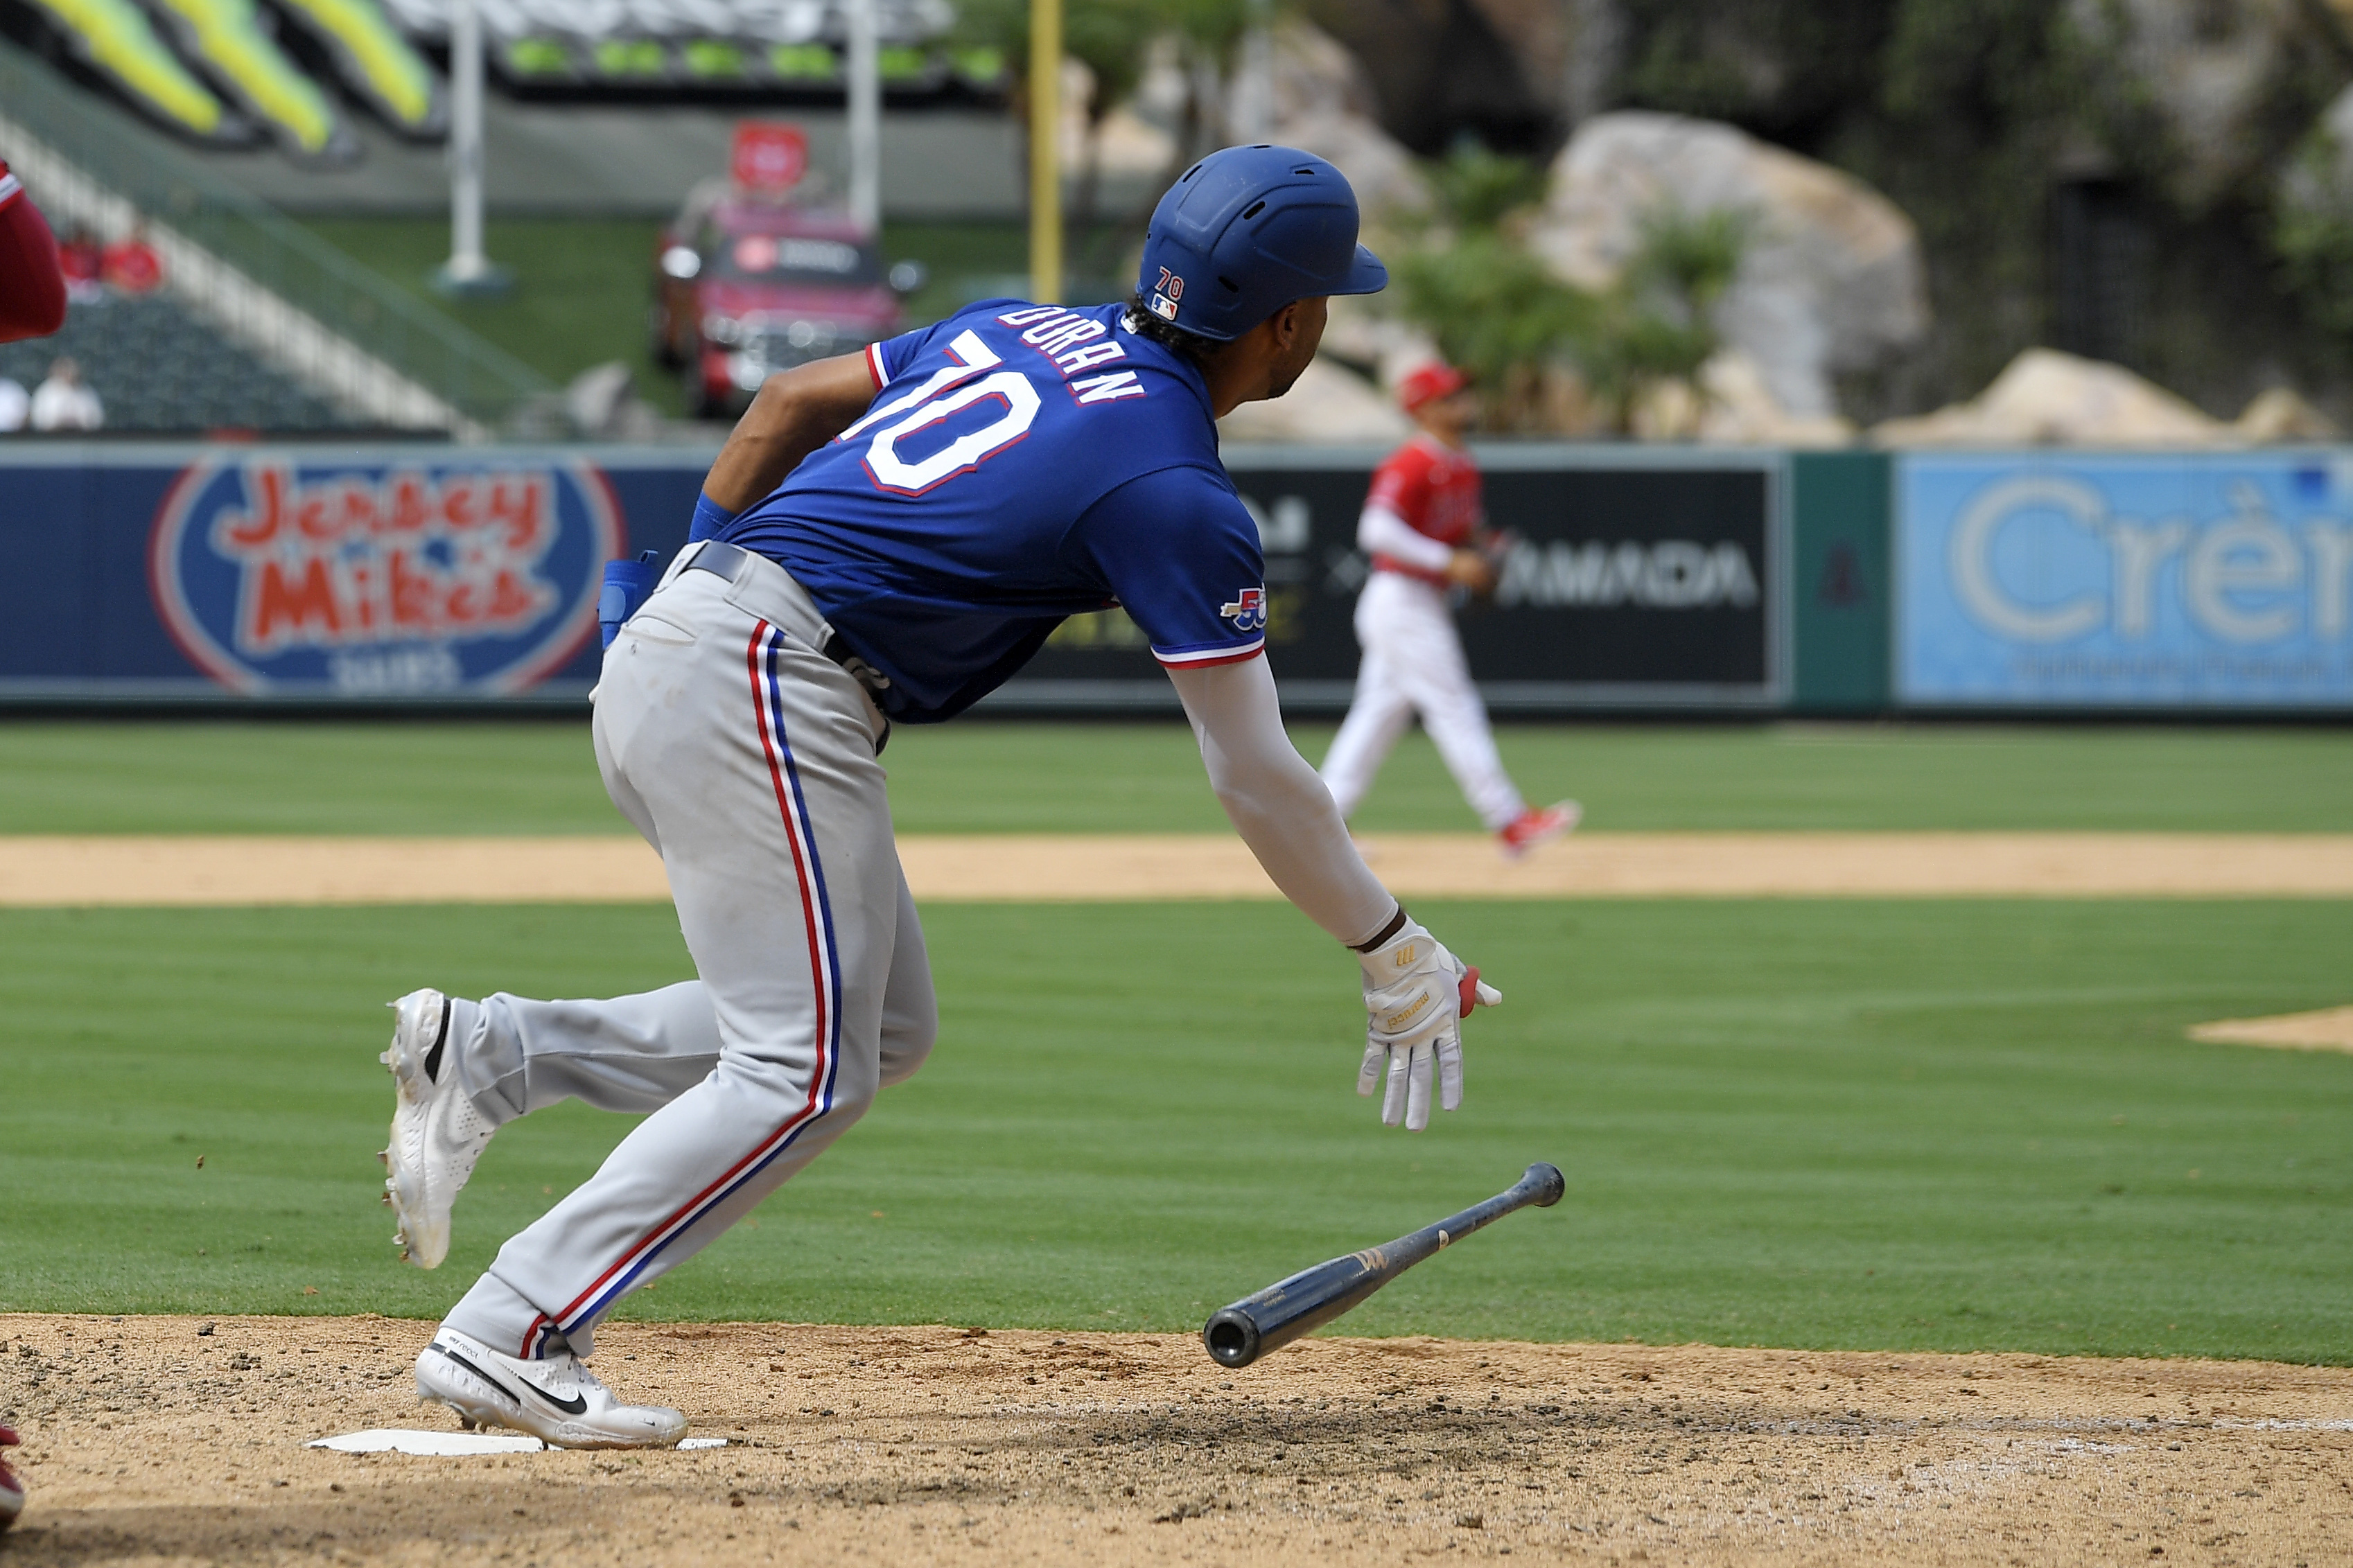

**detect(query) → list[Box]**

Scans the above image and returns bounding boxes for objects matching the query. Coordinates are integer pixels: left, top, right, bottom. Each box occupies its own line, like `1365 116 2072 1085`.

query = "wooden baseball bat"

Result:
1202 1162 1565 1368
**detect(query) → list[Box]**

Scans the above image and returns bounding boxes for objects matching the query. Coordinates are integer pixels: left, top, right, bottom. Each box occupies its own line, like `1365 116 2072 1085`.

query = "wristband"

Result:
598 550 661 649
688 491 739 544
1349 904 1408 953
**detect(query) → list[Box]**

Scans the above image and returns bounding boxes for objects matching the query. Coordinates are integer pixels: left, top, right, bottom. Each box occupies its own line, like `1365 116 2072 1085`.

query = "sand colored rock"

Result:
1692 350 1857 446
2234 386 2341 443
1873 348 2230 448
1530 112 1927 419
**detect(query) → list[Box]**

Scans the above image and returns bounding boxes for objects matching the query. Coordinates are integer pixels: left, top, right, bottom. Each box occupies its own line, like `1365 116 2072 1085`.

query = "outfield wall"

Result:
1 442 2345 715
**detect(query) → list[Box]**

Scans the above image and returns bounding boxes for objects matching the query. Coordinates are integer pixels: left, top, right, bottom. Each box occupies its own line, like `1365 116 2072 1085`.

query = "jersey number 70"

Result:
839 331 1040 497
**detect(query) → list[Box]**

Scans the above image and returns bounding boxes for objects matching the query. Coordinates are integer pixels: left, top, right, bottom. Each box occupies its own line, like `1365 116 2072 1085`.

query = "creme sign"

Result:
149 457 622 694
1899 455 2353 706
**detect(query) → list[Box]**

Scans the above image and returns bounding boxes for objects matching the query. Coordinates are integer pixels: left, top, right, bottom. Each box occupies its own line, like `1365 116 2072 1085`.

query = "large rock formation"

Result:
1300 0 1571 153
1235 19 1429 218
1527 112 1927 420
2067 0 2343 212
1871 349 2228 447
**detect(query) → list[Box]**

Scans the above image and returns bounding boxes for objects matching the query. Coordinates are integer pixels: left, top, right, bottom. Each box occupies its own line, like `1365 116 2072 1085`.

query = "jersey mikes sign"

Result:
150 458 622 695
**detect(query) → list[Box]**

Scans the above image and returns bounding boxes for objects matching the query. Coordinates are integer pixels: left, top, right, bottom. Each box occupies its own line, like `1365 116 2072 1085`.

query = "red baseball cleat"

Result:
1 1423 25 1530
1498 800 1580 859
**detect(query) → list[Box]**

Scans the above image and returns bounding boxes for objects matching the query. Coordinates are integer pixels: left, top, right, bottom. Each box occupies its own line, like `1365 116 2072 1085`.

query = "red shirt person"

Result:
1318 362 1579 857
100 223 164 294
0 163 69 344
1363 398 1485 585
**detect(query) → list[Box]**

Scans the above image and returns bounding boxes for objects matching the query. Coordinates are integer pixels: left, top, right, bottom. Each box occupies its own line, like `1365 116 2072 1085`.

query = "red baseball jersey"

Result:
1365 434 1481 585
0 163 67 345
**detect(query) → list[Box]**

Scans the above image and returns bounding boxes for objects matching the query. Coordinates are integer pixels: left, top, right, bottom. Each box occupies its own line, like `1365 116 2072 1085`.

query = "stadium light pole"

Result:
846 0 880 234
1028 0 1060 303
1232 0 1273 141
433 0 509 297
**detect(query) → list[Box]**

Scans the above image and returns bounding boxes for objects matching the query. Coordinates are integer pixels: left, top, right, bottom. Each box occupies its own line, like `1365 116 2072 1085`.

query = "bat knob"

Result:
1202 1307 1262 1368
1525 1162 1566 1207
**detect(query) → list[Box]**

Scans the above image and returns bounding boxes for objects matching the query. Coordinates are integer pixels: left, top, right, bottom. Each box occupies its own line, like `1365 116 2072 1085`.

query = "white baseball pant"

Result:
1319 570 1525 831
440 543 934 1359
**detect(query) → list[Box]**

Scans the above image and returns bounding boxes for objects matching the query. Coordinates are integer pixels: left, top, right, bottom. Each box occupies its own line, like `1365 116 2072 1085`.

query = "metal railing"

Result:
0 37 550 428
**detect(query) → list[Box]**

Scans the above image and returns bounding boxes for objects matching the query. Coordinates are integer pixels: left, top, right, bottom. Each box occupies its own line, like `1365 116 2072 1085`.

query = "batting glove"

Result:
1354 915 1501 1131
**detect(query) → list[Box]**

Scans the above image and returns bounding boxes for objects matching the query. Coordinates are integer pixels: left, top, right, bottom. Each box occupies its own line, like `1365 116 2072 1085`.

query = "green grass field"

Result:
0 899 2345 1362
3 720 2350 835
0 721 2346 1363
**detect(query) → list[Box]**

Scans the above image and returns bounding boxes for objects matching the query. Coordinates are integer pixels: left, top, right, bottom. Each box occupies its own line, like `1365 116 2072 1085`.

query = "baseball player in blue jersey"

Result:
376 146 1505 1448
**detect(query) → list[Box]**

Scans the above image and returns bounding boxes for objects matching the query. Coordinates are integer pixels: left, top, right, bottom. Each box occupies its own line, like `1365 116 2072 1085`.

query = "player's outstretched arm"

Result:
700 351 882 513
1166 655 1499 1131
1167 653 1390 943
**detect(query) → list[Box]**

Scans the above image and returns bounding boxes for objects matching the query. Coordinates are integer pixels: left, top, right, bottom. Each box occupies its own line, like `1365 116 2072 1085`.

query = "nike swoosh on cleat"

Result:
519 1381 591 1417
430 1342 591 1417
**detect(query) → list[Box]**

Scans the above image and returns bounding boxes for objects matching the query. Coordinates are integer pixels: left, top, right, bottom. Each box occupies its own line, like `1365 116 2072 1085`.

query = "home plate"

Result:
308 1429 732 1455
310 1429 546 1455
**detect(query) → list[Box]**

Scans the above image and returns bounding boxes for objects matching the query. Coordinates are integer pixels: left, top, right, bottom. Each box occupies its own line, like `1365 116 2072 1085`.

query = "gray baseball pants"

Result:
439 543 935 1360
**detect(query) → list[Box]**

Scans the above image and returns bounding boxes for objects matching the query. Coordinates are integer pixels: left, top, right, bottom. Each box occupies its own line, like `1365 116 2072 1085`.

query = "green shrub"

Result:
1392 146 1746 432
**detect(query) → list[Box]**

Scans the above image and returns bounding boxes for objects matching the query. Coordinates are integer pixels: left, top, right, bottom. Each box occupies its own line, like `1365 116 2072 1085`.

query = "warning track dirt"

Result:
1 1314 2346 1567
3 832 2353 906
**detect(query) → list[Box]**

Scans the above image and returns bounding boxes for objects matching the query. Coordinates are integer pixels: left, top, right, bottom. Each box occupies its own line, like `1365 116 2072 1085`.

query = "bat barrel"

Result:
1202 1163 1565 1368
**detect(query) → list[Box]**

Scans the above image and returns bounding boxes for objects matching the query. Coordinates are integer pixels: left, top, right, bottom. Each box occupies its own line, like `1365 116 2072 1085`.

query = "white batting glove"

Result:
1354 915 1501 1131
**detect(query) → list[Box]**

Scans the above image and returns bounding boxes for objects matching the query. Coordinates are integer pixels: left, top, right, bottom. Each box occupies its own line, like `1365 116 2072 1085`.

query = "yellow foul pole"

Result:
1028 0 1062 303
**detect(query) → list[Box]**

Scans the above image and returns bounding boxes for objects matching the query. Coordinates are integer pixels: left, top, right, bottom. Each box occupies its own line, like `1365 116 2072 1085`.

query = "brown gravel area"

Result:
2 1314 2347 1565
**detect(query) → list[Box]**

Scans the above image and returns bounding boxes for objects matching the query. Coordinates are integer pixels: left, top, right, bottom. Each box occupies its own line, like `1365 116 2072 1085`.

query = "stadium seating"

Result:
0 293 356 432
16 0 993 164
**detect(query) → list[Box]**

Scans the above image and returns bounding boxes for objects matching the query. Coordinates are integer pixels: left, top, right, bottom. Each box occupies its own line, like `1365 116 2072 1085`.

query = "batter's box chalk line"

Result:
309 1430 728 1455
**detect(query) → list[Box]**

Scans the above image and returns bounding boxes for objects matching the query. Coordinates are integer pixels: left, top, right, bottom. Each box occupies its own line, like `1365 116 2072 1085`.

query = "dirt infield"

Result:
6 831 2353 906
1 1316 2346 1566
2189 1005 2353 1053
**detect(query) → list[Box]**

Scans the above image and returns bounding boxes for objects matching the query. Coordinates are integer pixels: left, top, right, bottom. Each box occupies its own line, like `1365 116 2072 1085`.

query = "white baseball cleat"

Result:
415 1329 688 1449
378 988 493 1271
1498 800 1581 860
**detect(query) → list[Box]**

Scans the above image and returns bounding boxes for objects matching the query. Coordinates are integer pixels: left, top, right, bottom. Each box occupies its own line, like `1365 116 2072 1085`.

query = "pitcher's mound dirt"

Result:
1 1314 2346 1566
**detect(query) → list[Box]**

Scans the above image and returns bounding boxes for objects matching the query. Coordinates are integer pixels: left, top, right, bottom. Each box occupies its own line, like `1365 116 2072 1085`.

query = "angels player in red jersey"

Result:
0 162 67 345
1319 363 1577 857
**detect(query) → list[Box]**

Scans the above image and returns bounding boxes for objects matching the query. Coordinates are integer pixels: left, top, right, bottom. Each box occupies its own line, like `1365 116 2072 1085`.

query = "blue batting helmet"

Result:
1136 145 1388 342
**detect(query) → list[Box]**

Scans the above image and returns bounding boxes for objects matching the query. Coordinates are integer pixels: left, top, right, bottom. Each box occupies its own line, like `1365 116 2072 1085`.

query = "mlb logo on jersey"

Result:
1220 585 1267 633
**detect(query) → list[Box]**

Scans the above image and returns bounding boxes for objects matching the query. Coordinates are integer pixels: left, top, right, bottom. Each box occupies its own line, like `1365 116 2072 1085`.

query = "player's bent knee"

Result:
877 1013 938 1089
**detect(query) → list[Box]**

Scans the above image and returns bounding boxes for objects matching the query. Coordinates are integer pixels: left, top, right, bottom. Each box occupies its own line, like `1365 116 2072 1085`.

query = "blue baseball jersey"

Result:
719 299 1268 723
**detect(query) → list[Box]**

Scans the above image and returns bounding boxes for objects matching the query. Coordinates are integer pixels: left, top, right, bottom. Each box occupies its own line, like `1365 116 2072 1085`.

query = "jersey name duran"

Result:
721 299 1267 722
1367 434 1482 586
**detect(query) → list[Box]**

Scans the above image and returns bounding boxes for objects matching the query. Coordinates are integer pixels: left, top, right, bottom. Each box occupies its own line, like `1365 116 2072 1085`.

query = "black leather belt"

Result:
687 539 892 752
